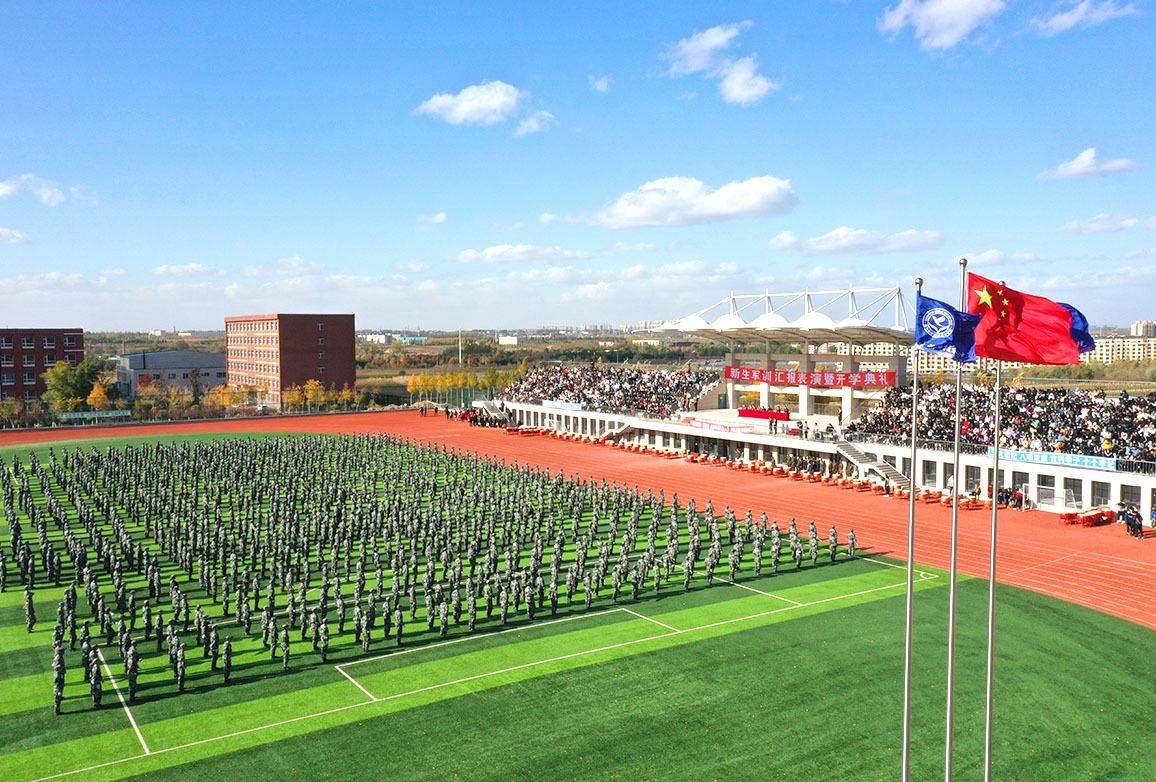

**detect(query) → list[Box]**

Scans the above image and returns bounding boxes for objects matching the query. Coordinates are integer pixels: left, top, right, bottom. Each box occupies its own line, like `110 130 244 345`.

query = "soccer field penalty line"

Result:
620 608 681 633
677 565 803 606
856 554 938 579
31 576 942 782
338 607 626 669
335 666 378 702
94 648 151 755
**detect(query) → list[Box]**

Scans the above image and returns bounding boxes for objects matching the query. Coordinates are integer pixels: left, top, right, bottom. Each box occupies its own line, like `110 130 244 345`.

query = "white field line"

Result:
856 554 937 579
94 647 151 755
33 572 940 782
334 665 378 702
678 565 802 605
339 607 622 668
620 607 680 632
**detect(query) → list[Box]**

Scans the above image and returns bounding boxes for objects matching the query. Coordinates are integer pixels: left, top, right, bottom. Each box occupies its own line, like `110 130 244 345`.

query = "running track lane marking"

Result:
1002 552 1079 578
94 648 151 755
32 573 939 782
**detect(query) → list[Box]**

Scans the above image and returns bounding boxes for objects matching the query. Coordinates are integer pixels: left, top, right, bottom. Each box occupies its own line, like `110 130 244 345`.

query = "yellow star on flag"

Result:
975 286 993 309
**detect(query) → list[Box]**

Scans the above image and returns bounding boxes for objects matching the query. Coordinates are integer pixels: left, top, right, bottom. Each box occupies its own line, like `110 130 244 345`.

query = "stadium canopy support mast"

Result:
901 277 923 782
944 258 967 780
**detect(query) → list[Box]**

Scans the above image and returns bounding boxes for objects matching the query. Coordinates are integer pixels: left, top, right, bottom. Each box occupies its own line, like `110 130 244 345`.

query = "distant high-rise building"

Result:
224 314 355 404
1131 320 1156 337
0 328 85 404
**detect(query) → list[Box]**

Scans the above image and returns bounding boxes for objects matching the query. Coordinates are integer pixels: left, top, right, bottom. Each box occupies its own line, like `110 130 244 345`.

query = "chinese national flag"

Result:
966 272 1081 365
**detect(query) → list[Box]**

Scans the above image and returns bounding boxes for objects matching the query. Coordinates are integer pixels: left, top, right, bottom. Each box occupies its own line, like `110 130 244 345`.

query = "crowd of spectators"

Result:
499 364 717 416
844 384 1156 463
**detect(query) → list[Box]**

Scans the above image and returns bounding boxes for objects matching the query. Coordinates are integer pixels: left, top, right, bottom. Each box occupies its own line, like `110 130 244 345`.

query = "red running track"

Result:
4 410 1155 629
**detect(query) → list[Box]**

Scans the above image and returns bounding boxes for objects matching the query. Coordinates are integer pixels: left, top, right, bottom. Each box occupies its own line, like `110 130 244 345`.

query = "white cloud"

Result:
1124 248 1156 260
1041 147 1137 178
770 226 944 254
1032 1 1137 36
657 260 740 277
588 75 610 93
455 244 594 265
101 268 127 277
492 221 525 231
715 57 779 106
1147 216 1156 232
0 227 29 244
667 22 749 75
966 249 1046 267
396 262 428 274
768 231 799 250
607 241 656 254
878 0 1006 50
1056 212 1139 233
242 256 327 277
152 263 225 277
0 173 68 206
418 211 448 224
514 110 557 137
577 281 614 301
415 80 525 126
664 22 779 106
553 175 797 229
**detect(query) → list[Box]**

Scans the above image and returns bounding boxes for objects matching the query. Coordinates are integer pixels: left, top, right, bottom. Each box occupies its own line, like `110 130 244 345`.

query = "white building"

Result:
115 350 228 400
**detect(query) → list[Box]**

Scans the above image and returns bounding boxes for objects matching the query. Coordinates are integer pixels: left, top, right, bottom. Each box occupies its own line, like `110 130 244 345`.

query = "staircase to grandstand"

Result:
476 399 516 424
835 439 910 491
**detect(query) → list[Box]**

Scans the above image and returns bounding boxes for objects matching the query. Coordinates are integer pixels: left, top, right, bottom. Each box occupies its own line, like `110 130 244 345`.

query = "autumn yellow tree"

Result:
281 384 305 412
86 382 111 411
339 383 355 410
303 379 325 411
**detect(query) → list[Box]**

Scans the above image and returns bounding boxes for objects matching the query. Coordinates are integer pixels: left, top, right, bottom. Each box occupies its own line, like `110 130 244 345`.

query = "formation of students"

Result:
2 434 858 713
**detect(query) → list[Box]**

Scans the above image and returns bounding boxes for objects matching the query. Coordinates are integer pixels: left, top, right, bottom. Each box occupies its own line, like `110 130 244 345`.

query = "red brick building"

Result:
0 328 85 403
224 313 355 404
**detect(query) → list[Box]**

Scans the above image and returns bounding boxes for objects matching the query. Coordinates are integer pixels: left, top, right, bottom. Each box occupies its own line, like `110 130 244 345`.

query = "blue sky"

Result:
2 1 1153 331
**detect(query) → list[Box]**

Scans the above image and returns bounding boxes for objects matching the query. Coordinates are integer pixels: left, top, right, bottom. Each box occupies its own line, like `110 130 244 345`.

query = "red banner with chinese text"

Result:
725 365 895 387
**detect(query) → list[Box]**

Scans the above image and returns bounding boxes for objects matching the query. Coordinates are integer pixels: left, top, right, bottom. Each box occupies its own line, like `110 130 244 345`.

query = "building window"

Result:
1 373 13 385
318 336 325 345
317 322 325 331
0 355 12 367
1063 477 1083 508
23 355 36 367
44 354 56 367
22 336 34 349
318 366 325 374
216 372 226 378
318 351 325 359
64 335 76 347
43 336 55 348
1091 481 1111 507
23 372 35 385
0 336 11 349
24 390 36 402
65 353 78 364
168 373 176 379
1121 484 1140 507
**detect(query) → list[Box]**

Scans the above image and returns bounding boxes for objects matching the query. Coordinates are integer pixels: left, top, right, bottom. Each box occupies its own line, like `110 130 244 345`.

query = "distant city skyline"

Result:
2 3 1153 330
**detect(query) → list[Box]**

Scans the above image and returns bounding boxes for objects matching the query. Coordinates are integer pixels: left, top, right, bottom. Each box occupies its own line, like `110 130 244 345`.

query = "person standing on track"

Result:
847 529 858 558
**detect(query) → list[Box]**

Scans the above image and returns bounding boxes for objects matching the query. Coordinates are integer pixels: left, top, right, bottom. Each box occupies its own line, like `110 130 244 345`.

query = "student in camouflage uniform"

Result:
828 526 838 562
222 636 234 684
847 529 858 558
281 625 291 670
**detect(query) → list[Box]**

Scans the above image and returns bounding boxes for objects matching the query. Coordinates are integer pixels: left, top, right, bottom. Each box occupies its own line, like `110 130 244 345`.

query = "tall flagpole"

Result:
983 347 1005 779
901 278 924 782
944 258 967 780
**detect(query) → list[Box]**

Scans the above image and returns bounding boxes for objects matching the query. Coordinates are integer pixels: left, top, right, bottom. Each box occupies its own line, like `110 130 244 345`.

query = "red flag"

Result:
966 273 1080 365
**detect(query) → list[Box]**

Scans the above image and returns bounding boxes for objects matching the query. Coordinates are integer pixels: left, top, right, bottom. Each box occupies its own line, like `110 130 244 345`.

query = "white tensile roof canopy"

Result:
653 285 915 347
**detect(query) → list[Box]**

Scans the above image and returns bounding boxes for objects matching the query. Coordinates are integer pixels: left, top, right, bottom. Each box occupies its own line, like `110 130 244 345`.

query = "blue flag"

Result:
915 292 980 363
1058 303 1096 354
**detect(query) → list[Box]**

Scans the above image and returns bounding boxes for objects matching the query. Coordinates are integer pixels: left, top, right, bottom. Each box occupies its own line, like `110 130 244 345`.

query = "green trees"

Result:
41 360 101 413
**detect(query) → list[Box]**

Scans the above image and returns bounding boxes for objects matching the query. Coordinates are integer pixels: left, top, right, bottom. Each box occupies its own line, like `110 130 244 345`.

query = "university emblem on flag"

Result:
922 307 955 339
